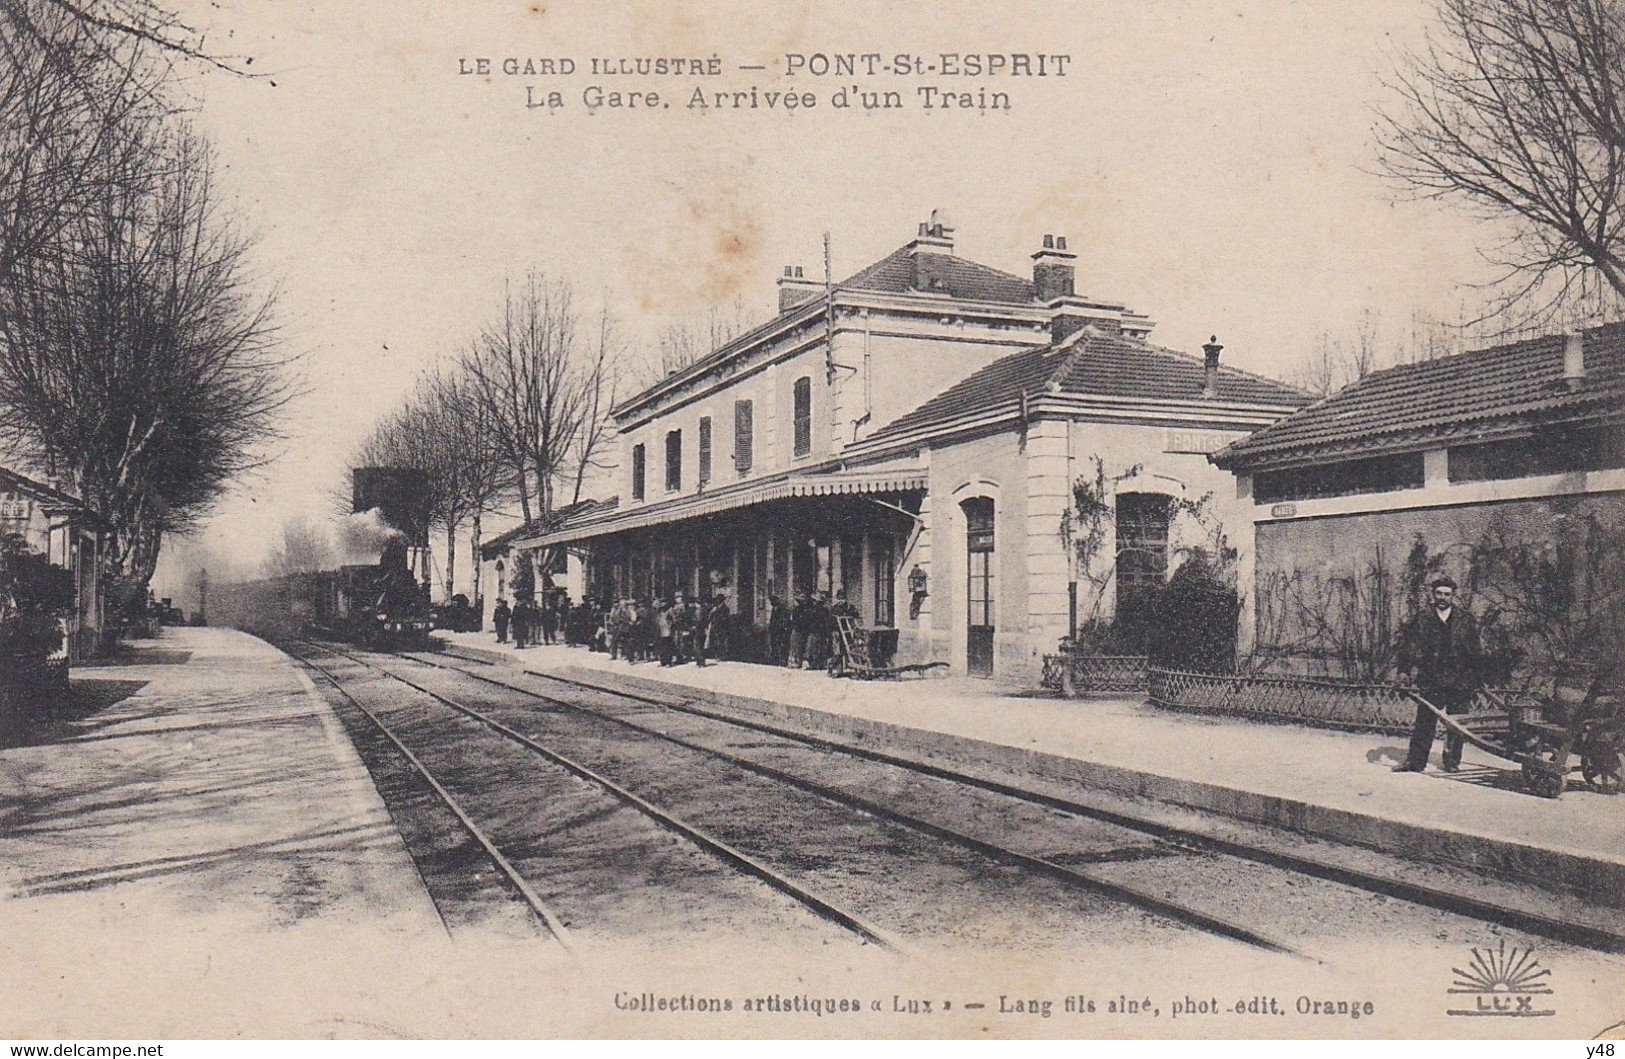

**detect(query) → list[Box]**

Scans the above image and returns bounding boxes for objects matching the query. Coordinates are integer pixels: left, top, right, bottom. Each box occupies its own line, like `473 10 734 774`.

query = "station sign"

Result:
1164 428 1240 455
0 492 33 530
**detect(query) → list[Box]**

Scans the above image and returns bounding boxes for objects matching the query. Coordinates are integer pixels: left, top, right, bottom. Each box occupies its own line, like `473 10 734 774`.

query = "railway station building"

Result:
0 464 109 663
1211 322 1625 681
516 219 1307 681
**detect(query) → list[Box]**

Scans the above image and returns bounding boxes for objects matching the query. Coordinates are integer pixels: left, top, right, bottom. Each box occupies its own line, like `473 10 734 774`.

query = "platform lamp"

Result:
907 564 928 620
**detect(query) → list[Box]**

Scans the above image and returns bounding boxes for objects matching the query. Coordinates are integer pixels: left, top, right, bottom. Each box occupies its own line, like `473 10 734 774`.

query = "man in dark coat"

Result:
805 591 832 671
1394 576 1483 773
788 591 809 668
767 593 789 666
511 597 534 649
492 598 511 644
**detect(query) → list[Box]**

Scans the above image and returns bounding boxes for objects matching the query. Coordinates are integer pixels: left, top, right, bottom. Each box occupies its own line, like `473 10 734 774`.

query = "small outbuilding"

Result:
1212 323 1625 681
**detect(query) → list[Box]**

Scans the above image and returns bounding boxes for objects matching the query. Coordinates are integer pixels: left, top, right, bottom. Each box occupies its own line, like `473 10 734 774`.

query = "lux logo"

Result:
1446 941 1556 1018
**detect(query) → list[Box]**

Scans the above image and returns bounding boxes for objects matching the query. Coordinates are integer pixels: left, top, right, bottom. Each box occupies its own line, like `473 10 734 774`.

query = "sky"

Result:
151 0 1507 602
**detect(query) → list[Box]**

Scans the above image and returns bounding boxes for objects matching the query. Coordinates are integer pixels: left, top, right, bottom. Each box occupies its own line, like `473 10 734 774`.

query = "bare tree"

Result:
566 303 622 506
647 292 757 384
356 382 457 600
0 0 248 290
0 123 292 588
1 1 159 287
1378 0 1625 322
262 516 335 578
437 368 511 613
462 273 620 525
1289 307 1487 395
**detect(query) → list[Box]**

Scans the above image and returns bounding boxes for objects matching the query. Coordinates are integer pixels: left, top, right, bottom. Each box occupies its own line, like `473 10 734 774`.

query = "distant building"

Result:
0 465 108 662
1212 323 1625 678
514 218 1307 680
477 499 614 621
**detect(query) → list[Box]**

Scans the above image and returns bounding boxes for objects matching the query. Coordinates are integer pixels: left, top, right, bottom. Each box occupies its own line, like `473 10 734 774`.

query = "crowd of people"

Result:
485 585 863 671
764 589 859 670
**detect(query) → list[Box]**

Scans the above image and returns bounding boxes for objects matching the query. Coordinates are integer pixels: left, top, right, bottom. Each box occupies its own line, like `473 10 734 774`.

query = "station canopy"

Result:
516 467 926 548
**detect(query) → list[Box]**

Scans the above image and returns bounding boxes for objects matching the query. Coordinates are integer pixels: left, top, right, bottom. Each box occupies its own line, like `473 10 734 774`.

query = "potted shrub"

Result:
0 532 76 720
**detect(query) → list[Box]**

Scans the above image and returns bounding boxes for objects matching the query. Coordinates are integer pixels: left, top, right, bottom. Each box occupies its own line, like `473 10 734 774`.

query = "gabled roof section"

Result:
862 329 1309 447
0 464 103 524
479 498 617 559
838 245 1037 304
612 233 1049 421
1212 321 1625 470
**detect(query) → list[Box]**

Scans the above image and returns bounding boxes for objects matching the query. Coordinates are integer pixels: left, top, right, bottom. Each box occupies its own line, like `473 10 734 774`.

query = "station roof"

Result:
514 467 926 548
861 328 1309 449
479 498 616 559
1212 321 1625 471
837 244 1037 305
0 464 107 526
612 228 1074 421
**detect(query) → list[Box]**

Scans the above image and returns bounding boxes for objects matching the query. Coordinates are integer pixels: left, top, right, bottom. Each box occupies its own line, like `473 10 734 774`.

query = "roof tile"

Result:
1213 322 1625 469
865 330 1308 444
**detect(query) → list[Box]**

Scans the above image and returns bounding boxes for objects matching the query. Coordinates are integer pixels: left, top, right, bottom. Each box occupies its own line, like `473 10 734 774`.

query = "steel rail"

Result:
289 644 574 951
424 647 1625 955
307 642 904 953
395 650 1301 955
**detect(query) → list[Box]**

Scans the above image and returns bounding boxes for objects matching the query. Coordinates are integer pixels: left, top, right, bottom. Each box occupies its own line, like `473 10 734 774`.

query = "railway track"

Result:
305 640 1331 958
290 640 901 954
293 647 573 950
409 645 1625 957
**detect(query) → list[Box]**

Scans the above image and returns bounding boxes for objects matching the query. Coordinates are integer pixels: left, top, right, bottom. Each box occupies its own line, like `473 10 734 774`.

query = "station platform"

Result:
0 626 450 1037
434 630 1625 919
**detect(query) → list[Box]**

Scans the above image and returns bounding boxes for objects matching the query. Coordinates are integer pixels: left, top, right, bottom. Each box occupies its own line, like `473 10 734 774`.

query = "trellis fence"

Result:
1146 668 1418 734
1040 653 1149 696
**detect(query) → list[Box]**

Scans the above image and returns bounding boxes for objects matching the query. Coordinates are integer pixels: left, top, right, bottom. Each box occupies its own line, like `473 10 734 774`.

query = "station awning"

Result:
516 467 926 548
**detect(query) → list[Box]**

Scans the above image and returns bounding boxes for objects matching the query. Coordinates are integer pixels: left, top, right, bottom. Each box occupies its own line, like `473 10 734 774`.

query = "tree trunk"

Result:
470 509 483 618
445 521 457 603
516 467 533 523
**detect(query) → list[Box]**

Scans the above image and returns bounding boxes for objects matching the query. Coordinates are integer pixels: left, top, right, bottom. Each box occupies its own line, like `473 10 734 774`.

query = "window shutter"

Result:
734 400 753 472
793 376 812 457
631 444 645 501
698 417 712 485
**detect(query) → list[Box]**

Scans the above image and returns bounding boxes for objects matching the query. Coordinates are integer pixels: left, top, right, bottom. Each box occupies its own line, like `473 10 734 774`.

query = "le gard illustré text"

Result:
458 53 1072 78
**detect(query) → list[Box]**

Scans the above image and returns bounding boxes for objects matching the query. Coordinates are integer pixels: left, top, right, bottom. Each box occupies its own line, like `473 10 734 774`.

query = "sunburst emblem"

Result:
1447 940 1555 1017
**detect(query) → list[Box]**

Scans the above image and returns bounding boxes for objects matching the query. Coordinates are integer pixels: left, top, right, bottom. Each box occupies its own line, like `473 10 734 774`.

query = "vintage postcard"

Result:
0 0 1622 1043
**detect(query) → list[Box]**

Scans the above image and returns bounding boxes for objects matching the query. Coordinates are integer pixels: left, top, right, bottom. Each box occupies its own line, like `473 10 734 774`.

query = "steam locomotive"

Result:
211 537 433 649
211 467 434 649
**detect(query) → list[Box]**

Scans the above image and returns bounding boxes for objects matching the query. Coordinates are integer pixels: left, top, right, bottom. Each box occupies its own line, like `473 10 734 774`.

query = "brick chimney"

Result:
1563 329 1587 389
1202 336 1223 398
906 210 955 293
777 265 822 313
1032 234 1076 303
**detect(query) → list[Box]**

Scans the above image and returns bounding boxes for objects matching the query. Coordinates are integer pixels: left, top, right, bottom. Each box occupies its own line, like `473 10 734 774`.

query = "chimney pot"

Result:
1563 330 1586 387
777 264 819 313
1032 232 1077 303
1202 335 1223 398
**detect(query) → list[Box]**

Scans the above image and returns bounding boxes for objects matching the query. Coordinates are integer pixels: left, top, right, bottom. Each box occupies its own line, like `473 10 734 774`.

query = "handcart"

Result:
1410 670 1623 799
828 615 948 680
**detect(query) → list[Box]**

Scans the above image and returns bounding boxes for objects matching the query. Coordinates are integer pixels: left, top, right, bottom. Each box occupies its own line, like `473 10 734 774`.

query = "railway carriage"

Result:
213 540 431 649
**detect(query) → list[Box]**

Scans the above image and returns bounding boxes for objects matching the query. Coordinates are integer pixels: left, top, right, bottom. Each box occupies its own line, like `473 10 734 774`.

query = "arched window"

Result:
1115 492 1172 649
963 497 995 676
665 429 682 491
